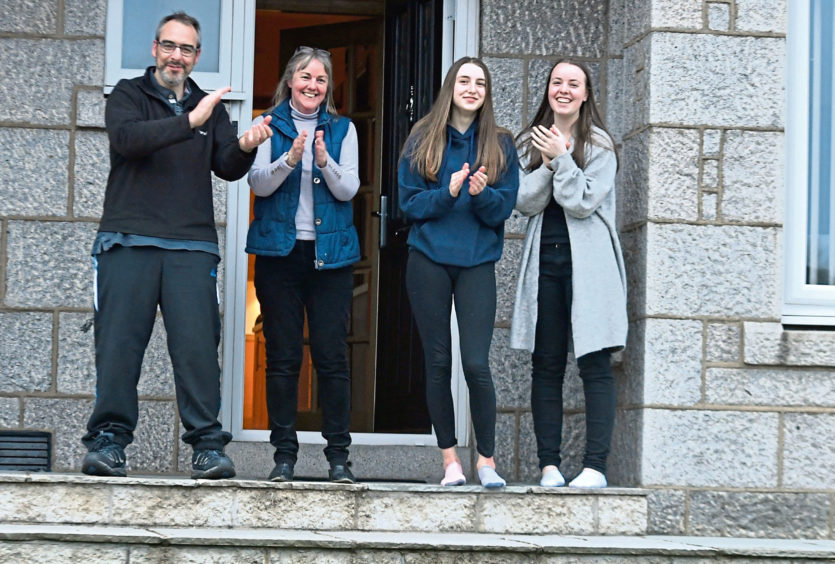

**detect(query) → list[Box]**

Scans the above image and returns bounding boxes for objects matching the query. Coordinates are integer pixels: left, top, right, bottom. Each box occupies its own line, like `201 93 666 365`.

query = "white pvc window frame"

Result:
104 0 247 98
222 0 480 446
784 0 835 324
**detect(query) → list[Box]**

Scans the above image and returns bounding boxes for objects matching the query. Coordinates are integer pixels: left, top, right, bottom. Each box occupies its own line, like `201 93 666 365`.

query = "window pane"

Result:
121 0 222 73
807 0 835 284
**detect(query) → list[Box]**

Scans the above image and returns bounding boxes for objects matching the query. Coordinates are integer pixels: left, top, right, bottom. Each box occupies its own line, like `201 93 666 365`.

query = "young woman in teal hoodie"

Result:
398 57 519 488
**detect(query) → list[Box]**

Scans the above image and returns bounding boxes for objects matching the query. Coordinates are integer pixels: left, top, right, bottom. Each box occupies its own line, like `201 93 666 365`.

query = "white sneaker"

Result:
568 468 607 488
539 466 565 487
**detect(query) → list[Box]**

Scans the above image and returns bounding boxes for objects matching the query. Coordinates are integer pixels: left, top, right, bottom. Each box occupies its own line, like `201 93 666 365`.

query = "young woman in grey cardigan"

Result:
510 59 627 489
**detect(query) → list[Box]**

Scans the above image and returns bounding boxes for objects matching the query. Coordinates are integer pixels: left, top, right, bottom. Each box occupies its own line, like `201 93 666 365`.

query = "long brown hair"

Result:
516 58 617 172
402 57 510 184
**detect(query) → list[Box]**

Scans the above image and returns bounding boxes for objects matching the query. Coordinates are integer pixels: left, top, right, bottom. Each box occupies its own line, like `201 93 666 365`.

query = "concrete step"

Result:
1 524 834 562
0 472 648 536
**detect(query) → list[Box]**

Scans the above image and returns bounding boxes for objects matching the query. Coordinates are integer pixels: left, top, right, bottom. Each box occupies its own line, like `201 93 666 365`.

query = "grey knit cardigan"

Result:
509 127 627 358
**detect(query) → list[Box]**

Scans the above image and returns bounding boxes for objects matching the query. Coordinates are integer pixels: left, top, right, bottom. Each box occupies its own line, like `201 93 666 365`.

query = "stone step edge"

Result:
0 472 651 496
1 525 834 559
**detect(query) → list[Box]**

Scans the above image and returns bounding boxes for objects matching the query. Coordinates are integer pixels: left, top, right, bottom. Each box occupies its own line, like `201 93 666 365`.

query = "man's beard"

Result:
158 63 188 88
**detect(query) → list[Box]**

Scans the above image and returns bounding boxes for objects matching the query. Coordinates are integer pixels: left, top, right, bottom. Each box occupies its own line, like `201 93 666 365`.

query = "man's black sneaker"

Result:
328 463 355 484
268 461 294 482
81 432 127 477
191 449 236 479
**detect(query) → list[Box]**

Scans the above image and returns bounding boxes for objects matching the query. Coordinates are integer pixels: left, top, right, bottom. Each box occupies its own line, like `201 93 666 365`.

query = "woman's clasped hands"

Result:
449 163 489 197
529 124 571 163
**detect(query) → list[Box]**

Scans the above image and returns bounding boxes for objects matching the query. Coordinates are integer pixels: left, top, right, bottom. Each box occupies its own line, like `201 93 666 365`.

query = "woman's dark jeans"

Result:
531 242 615 474
406 249 498 458
254 240 353 466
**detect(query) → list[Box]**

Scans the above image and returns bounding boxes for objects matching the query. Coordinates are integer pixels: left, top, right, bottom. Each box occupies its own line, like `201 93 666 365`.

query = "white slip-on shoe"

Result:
539 466 565 487
568 467 607 488
440 461 466 486
478 466 506 488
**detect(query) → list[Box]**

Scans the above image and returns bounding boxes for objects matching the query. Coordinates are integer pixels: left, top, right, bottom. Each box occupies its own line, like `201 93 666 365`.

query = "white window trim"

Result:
104 0 247 98
783 0 835 325
222 0 480 446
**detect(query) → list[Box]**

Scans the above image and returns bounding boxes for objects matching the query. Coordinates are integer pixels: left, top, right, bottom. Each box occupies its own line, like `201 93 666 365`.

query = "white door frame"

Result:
221 0 480 446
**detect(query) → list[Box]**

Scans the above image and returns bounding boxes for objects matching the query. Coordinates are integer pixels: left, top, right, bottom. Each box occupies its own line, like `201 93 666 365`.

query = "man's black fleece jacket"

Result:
99 67 255 244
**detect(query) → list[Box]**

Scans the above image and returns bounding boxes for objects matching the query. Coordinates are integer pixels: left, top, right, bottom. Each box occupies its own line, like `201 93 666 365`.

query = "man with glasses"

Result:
80 11 272 479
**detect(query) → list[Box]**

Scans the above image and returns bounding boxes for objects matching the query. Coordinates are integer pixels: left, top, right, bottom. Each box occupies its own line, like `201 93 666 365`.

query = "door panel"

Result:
373 0 442 433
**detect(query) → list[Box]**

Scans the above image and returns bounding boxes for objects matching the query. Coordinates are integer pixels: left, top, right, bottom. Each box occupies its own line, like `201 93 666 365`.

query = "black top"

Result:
98 67 256 243
540 197 569 245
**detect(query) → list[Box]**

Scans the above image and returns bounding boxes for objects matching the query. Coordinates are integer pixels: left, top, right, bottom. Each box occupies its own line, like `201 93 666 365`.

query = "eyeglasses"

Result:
294 45 332 60
156 40 198 57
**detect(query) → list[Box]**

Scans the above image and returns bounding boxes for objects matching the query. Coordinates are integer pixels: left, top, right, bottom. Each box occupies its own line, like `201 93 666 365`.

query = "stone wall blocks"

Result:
619 131 649 228
0 541 127 563
722 130 784 223
619 227 647 319
492 411 517 481
113 485 235 527
706 322 741 363
651 0 703 29
608 407 642 486
123 401 177 473
75 88 107 128
689 490 830 538
706 367 835 407
65 0 108 36
642 318 702 406
490 328 531 410
597 495 648 535
0 2 57 34
73 130 109 218
358 491 476 532
23 398 94 471
494 238 522 325
649 34 784 127
782 412 835 489
0 483 111 524
0 39 104 126
480 0 606 57
736 0 787 33
479 492 596 534
0 397 21 427
646 488 687 534
0 312 53 393
641 409 778 487
623 0 651 42
236 489 355 529
707 2 732 31
647 128 700 221
0 128 70 217
482 57 523 133
5 221 99 308
645 223 779 317
744 321 835 367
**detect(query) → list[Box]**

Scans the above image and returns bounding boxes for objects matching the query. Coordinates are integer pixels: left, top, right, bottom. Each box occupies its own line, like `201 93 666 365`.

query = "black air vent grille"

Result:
0 431 51 471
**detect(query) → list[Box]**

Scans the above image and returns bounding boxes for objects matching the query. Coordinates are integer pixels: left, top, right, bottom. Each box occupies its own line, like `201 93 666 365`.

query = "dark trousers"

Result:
83 246 231 451
531 243 615 474
254 241 353 466
406 249 497 458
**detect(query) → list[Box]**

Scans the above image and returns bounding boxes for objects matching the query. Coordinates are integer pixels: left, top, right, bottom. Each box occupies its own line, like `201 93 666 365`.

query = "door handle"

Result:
374 195 388 248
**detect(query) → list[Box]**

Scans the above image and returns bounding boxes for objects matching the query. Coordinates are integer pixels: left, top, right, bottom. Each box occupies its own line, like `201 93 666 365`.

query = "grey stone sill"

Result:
1 524 834 557
744 322 835 367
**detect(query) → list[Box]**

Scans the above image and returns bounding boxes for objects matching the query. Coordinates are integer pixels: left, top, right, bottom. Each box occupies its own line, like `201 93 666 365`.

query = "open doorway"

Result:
241 0 444 437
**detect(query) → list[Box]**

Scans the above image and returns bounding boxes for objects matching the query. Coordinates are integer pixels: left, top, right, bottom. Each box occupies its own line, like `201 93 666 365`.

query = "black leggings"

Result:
531 243 615 474
406 249 497 458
